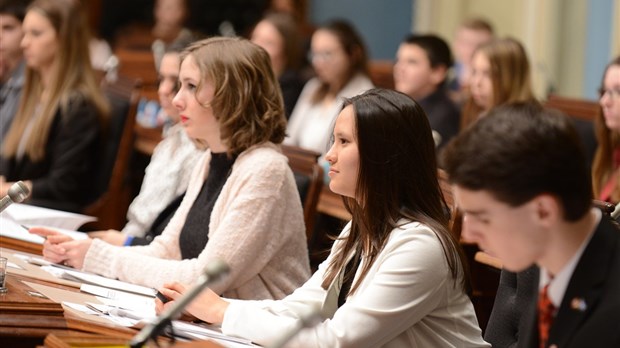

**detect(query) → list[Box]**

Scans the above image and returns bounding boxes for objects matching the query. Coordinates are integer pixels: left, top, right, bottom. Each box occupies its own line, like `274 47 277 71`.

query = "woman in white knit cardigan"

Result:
31 37 311 301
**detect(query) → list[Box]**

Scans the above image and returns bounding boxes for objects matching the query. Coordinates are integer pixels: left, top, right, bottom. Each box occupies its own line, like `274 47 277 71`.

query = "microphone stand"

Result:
129 260 230 348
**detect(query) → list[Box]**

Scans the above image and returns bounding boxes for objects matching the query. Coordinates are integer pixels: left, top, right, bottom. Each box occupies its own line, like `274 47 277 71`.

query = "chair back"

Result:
82 75 140 230
544 95 600 166
281 145 324 241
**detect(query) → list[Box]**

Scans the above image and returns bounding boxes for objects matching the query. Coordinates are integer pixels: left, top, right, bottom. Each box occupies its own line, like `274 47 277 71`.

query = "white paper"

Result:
0 215 89 245
63 301 138 327
171 321 257 346
0 216 44 244
80 283 155 301
2 203 96 230
63 270 157 297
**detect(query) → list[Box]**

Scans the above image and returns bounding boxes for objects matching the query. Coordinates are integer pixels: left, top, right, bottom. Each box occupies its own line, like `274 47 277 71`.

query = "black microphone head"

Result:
8 181 30 203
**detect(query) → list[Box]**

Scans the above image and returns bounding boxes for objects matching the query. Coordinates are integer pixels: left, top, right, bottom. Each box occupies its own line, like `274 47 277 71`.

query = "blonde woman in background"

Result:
460 37 537 130
0 0 108 212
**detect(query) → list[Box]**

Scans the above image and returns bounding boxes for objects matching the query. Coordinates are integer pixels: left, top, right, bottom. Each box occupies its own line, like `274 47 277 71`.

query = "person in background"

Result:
0 0 108 212
0 0 30 138
32 37 310 301
284 19 374 156
393 33 460 149
460 37 537 130
251 12 306 119
449 17 494 105
592 56 620 204
89 42 203 246
443 102 620 348
156 89 489 348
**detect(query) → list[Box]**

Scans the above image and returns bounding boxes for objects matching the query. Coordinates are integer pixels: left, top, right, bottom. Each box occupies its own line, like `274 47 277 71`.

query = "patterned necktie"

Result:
538 284 555 348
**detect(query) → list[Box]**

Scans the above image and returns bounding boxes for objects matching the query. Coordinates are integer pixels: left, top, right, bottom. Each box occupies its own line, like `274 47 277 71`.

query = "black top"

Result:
178 152 236 259
0 95 101 212
417 88 461 149
279 69 306 120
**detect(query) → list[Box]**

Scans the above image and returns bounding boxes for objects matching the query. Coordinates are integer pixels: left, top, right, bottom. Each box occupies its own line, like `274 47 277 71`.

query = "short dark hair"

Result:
402 34 453 86
442 102 592 221
0 0 31 21
402 34 454 69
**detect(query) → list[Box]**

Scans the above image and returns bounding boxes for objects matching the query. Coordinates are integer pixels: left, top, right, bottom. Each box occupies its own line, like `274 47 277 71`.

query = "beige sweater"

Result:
83 142 310 300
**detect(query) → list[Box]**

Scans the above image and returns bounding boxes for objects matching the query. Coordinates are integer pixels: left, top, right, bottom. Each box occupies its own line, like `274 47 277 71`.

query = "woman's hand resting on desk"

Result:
29 227 92 269
155 282 230 325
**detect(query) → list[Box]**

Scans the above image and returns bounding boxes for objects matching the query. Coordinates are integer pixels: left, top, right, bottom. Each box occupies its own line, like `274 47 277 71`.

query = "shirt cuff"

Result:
123 235 134 246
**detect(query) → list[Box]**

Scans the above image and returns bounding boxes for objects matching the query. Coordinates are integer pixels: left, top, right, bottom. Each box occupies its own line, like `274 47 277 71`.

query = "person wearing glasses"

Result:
592 56 620 204
284 20 373 156
88 41 203 247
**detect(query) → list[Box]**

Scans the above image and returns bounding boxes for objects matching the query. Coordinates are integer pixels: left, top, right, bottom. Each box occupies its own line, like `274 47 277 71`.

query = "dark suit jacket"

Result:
417 88 460 149
520 216 620 348
0 96 101 212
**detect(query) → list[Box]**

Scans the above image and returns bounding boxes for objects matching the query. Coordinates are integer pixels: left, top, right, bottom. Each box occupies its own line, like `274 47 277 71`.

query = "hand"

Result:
88 229 127 246
0 176 8 196
29 227 93 269
155 282 229 325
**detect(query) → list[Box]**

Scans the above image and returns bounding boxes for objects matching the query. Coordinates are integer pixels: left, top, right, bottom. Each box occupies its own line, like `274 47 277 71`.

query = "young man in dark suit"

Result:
442 102 620 348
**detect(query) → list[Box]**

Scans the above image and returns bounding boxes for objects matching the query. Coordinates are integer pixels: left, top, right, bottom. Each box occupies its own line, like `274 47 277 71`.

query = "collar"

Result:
539 208 601 309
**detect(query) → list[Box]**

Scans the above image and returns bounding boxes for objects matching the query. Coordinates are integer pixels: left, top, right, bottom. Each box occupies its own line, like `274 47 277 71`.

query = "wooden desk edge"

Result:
474 251 503 270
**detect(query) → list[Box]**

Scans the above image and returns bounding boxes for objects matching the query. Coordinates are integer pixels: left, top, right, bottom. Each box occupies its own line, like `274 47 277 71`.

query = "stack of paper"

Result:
0 203 95 244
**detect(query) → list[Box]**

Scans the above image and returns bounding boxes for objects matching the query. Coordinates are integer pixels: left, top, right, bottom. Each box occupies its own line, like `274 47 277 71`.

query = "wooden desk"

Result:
1 244 225 348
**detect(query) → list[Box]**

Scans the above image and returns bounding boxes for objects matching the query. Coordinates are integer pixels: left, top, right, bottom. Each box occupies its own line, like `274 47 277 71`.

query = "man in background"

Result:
0 0 29 137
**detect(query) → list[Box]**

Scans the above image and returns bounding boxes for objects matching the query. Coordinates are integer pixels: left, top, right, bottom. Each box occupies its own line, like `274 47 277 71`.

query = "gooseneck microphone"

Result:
129 260 230 348
0 181 31 213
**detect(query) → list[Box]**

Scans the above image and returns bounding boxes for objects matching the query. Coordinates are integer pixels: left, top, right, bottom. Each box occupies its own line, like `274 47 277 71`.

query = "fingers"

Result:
87 231 105 239
29 227 63 238
164 282 187 294
41 240 67 263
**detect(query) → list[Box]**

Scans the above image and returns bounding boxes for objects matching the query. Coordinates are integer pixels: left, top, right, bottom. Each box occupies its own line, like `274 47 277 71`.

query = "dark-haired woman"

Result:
157 89 489 347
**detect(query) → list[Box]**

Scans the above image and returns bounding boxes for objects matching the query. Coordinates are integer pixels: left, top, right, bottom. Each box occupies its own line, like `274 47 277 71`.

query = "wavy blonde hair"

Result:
2 0 108 161
181 37 287 155
461 37 536 129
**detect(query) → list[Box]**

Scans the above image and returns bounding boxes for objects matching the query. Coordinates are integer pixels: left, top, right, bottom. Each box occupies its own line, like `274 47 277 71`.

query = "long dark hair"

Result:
321 88 469 294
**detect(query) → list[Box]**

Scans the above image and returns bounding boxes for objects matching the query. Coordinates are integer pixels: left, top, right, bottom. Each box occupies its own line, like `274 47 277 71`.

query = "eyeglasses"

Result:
308 50 337 62
598 87 620 100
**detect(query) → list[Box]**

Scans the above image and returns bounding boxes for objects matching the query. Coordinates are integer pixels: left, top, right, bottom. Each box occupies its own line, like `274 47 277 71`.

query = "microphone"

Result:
0 181 31 213
431 130 442 148
129 260 230 348
268 305 323 348
611 202 620 220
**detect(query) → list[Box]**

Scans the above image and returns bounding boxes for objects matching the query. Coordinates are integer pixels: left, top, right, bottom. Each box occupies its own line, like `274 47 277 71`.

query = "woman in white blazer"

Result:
157 89 489 347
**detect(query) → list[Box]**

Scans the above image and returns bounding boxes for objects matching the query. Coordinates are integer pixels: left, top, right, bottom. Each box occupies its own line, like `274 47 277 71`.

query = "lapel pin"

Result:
570 297 587 312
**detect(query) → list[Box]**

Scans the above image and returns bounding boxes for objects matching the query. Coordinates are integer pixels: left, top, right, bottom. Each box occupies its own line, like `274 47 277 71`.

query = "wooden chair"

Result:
113 48 158 90
368 60 395 89
82 75 141 231
544 94 599 122
281 145 324 241
544 94 600 166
